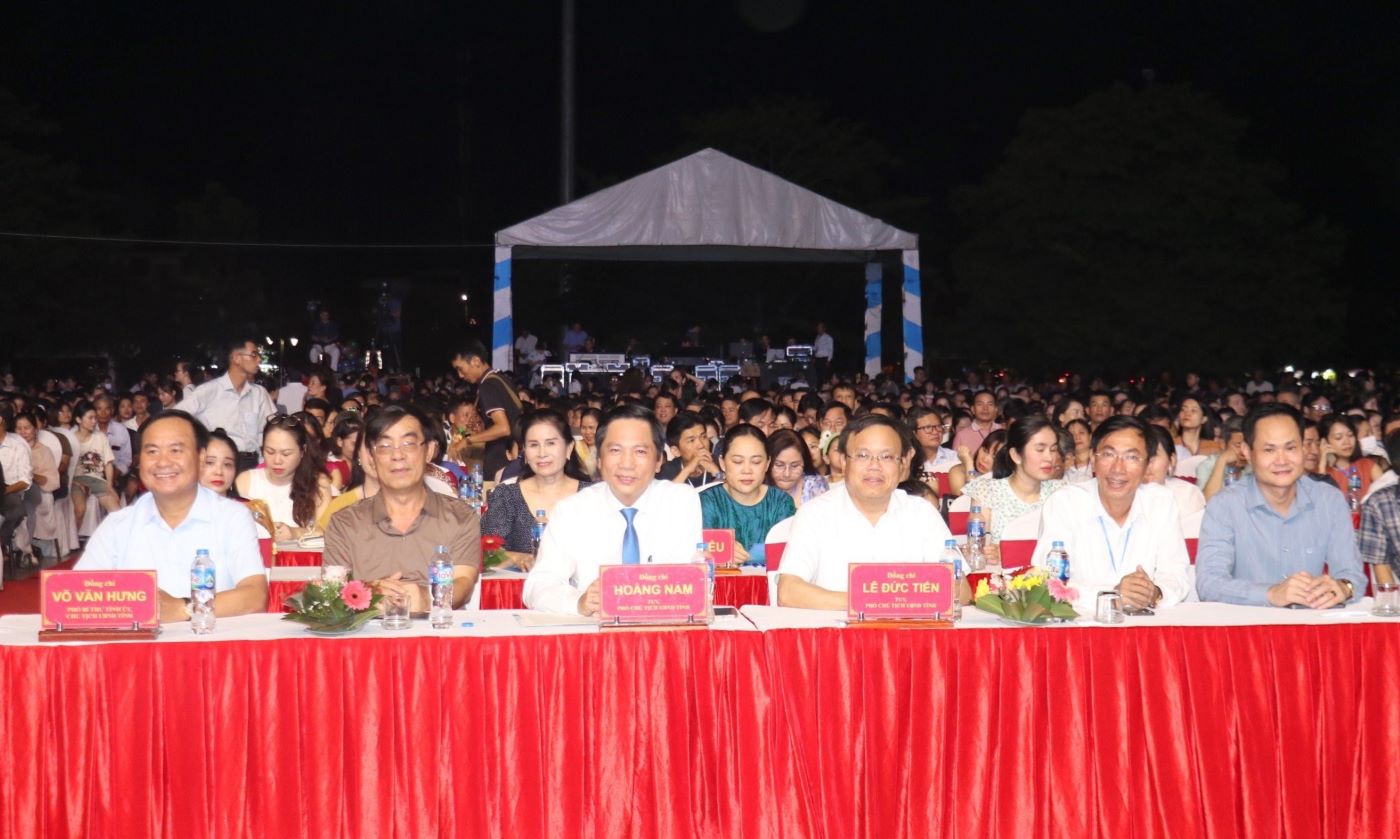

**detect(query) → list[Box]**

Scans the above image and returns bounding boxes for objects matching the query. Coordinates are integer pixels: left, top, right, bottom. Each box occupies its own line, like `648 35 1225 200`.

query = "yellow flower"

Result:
974 579 991 600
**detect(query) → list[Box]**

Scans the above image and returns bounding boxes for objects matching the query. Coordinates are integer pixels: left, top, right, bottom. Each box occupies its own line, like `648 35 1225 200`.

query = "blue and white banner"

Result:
863 262 882 378
902 249 922 382
492 246 514 371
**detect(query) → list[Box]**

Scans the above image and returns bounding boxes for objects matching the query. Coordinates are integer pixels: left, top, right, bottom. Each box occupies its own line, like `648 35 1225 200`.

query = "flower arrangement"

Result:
481 534 509 569
282 570 384 633
973 567 1080 624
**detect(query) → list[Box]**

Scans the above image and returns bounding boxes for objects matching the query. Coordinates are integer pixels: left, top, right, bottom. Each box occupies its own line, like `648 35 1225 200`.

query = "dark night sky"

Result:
5 1 1398 370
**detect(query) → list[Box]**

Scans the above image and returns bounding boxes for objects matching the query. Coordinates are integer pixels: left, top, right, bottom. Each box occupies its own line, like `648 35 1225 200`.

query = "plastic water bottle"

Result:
1348 471 1362 529
692 541 715 600
190 549 216 634
532 509 548 555
1046 540 1070 583
428 545 454 629
1223 464 1239 487
942 539 964 622
967 504 987 554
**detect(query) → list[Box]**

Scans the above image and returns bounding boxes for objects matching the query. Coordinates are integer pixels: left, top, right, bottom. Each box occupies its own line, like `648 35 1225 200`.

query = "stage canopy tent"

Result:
492 148 922 379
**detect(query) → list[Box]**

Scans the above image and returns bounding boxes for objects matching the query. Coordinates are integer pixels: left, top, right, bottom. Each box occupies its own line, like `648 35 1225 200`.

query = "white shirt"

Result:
176 373 276 454
1032 481 1190 607
36 428 64 472
0 434 33 488
75 486 265 597
779 483 953 593
1364 470 1398 504
1165 476 1206 518
277 382 308 415
523 479 703 615
514 334 539 356
813 333 834 360
103 420 132 475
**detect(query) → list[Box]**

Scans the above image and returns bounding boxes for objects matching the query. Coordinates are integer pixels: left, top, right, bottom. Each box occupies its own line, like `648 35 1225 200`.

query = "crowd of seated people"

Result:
1 345 1396 622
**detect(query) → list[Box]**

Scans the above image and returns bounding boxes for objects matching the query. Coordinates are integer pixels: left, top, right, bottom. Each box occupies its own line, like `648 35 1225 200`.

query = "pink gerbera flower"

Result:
340 579 372 610
1048 579 1079 603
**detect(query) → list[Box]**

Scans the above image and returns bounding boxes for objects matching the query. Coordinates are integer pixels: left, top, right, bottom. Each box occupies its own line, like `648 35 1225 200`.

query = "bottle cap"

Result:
944 539 957 548
1052 540 1065 549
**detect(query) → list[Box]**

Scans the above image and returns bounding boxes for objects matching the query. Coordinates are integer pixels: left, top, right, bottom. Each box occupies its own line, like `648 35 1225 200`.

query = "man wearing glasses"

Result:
324 404 481 611
176 338 276 472
777 414 954 610
1032 416 1190 611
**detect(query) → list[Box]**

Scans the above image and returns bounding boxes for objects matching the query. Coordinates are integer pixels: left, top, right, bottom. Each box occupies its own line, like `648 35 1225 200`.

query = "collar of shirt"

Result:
370 488 438 535
136 486 219 531
833 481 905 528
1090 482 1147 533
1243 474 1315 522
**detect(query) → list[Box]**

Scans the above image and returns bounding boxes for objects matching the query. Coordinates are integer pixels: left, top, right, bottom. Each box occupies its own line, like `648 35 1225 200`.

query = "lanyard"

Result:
1097 517 1133 576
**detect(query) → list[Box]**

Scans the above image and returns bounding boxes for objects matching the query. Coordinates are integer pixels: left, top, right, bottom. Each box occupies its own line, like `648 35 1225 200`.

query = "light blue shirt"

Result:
75 486 265 597
1195 475 1364 606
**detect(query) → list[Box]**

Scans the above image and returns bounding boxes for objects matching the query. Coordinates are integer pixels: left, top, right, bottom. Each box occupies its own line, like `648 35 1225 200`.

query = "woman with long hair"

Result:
765 428 828 510
235 414 332 540
965 416 1065 544
1174 396 1221 458
946 429 1006 497
198 428 240 497
326 413 363 492
481 410 591 570
1317 413 1384 496
701 425 796 564
1063 418 1094 482
70 400 121 525
574 407 603 480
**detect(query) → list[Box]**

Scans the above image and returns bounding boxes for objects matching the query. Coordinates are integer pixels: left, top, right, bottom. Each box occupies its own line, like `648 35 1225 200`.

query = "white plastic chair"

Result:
999 509 1041 541
947 495 972 514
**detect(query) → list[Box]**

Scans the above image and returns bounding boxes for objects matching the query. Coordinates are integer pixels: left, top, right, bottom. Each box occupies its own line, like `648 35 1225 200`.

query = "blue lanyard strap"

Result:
1097 517 1133 576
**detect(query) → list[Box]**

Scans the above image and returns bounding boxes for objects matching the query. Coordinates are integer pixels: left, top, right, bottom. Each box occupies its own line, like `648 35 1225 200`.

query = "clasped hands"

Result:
1267 571 1347 609
1116 565 1162 610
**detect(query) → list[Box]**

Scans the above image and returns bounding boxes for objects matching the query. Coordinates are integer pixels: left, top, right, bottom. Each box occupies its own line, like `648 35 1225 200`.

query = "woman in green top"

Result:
700 424 796 564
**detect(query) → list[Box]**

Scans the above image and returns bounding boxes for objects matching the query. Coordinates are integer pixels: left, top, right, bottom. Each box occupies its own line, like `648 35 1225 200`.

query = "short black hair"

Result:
137 409 210 450
1089 415 1148 452
304 397 332 414
839 413 915 458
739 398 773 423
0 403 14 431
597 403 665 455
1244 403 1305 447
364 403 434 446
822 401 852 421
226 337 255 356
665 410 707 448
1145 425 1174 460
454 340 490 365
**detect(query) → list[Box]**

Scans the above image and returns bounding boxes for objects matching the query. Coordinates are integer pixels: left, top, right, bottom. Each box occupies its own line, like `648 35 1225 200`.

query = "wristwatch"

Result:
181 598 194 620
1339 579 1355 601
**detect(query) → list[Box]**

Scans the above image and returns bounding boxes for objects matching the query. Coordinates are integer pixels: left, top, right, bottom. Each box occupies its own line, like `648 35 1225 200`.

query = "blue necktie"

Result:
620 507 640 565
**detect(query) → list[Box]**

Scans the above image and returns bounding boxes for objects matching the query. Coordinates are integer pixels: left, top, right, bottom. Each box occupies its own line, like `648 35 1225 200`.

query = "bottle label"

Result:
429 561 454 586
190 566 215 592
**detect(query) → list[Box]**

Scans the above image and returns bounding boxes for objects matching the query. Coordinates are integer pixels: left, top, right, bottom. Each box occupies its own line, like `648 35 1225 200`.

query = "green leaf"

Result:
974 596 1007 617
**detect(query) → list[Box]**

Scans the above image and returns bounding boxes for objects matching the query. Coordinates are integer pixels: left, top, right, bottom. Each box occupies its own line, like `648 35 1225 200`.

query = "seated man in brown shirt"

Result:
325 404 481 610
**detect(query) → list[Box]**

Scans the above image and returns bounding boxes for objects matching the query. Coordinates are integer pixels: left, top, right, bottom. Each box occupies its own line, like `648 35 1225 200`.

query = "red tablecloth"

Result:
275 550 322 567
478 573 769 610
6 624 1397 837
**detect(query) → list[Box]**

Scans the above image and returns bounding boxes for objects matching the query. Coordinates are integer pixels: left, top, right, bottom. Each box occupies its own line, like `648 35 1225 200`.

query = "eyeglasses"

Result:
850 451 899 466
771 462 805 474
373 438 424 455
1094 449 1144 465
914 424 940 434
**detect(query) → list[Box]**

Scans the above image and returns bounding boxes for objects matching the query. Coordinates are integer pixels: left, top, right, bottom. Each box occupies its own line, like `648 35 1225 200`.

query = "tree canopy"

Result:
949 82 1347 374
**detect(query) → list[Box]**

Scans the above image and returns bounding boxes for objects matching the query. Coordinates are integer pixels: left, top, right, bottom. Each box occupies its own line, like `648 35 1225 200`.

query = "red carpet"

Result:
0 554 80 616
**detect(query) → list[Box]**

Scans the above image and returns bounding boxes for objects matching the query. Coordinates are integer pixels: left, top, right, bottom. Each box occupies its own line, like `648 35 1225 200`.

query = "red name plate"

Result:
41 570 161 630
702 529 735 565
847 563 954 620
598 564 708 624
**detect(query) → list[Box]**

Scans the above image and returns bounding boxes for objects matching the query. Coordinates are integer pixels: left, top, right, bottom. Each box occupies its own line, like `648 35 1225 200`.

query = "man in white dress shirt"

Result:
1033 416 1190 610
176 338 276 472
524 404 702 616
93 396 133 477
75 411 268 622
778 414 955 610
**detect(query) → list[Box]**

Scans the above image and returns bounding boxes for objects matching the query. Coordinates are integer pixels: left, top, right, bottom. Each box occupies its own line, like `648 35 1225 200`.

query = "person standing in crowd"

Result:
74 411 268 621
451 341 523 480
309 309 341 373
777 414 955 610
482 411 591 570
514 328 539 367
1197 404 1365 607
173 361 197 398
562 322 589 357
524 404 702 616
701 425 795 564
177 339 277 472
812 321 834 385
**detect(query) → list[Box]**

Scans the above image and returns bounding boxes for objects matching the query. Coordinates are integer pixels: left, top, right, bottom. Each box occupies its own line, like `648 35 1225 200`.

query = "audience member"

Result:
700 425 795 564
482 411 591 570
176 339 277 471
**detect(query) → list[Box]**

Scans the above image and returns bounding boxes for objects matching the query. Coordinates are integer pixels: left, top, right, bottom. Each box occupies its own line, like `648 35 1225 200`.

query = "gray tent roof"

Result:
495 148 916 260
